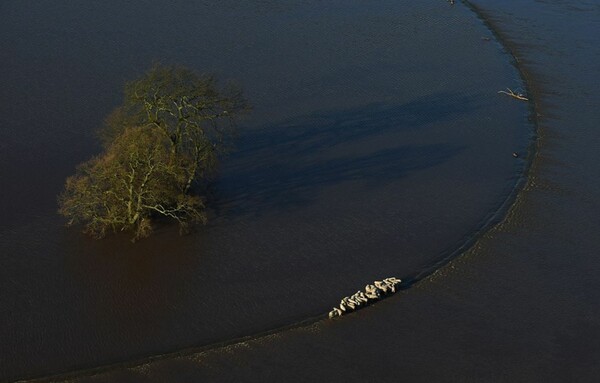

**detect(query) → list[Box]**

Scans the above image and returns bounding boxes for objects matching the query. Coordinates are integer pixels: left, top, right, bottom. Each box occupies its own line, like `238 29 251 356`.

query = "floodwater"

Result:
0 1 534 381
47 0 600 382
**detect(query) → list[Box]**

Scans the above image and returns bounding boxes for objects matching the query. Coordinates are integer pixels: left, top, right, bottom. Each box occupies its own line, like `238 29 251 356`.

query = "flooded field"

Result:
0 1 532 380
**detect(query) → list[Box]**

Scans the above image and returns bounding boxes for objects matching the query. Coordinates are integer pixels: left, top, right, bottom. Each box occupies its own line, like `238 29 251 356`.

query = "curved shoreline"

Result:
12 3 541 383
409 0 542 283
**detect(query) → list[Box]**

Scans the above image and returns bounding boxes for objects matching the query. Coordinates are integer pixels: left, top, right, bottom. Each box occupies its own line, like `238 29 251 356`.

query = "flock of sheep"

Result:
328 277 402 319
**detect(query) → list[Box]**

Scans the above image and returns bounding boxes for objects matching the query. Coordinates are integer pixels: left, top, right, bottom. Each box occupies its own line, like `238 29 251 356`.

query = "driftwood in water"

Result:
498 88 529 101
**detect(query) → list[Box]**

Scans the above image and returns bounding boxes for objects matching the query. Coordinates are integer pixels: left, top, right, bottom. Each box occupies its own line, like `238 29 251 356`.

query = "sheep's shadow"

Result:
209 92 476 219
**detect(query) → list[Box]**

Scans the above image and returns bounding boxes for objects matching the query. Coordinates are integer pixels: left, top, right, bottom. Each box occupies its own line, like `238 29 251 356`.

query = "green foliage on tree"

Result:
59 65 247 240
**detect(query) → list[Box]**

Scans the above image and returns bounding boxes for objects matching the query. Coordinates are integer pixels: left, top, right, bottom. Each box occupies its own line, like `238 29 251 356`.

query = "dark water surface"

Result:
0 1 531 381
55 0 600 382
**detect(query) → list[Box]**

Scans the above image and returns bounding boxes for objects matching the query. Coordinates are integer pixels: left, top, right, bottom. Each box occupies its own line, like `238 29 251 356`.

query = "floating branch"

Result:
498 88 529 101
328 277 402 319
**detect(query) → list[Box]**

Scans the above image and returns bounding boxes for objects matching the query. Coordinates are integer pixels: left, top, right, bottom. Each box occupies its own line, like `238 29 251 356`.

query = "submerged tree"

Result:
59 65 247 240
101 65 247 191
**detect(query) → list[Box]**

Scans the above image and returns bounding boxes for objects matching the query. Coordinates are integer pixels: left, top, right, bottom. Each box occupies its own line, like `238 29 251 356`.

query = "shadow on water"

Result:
210 92 474 218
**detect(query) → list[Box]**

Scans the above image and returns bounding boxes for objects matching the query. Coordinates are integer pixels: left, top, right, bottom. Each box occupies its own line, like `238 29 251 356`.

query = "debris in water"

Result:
498 88 529 101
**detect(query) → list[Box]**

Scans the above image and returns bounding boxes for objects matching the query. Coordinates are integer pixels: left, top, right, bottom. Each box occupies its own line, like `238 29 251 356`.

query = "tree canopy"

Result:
59 65 247 240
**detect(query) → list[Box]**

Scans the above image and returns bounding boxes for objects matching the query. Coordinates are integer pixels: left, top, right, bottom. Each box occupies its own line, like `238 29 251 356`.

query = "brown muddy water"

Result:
0 1 534 381
47 0 600 382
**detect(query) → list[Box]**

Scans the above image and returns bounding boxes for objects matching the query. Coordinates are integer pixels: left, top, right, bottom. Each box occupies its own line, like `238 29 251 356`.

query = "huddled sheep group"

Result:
328 277 402 319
